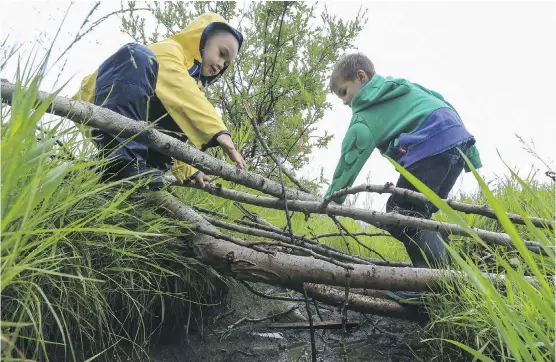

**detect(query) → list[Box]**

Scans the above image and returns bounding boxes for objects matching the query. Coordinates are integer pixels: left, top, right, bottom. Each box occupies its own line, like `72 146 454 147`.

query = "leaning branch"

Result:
184 183 547 254
327 183 554 230
0 79 318 202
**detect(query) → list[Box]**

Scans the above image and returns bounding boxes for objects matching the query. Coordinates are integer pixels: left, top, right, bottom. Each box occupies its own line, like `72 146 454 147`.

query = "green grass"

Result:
2 30 554 362
1 56 228 361
389 155 555 362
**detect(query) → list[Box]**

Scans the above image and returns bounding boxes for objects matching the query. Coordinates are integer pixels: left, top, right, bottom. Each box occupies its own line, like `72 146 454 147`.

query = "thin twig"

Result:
214 308 236 322
311 232 390 240
192 204 229 219
227 305 299 329
332 216 388 261
194 225 275 255
341 270 351 362
240 281 307 302
233 201 274 227
303 284 318 362
331 216 353 255
242 98 311 193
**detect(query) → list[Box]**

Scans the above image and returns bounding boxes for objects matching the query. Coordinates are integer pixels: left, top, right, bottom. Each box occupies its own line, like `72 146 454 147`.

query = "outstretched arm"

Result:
324 120 377 204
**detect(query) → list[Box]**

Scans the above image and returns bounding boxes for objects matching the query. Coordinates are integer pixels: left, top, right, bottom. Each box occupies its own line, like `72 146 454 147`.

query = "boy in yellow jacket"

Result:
73 12 246 190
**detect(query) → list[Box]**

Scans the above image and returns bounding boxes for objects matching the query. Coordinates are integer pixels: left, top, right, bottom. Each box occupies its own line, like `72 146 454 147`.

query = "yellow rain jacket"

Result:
72 12 243 180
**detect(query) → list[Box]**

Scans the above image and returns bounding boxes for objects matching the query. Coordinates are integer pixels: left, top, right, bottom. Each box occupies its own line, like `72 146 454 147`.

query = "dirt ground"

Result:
144 283 426 362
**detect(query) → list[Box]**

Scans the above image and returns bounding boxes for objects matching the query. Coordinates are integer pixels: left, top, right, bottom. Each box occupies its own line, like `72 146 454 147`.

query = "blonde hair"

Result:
329 53 375 90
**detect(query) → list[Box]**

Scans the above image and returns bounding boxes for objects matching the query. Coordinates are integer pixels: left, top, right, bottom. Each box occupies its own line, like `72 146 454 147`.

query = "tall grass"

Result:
2 14 553 362
389 155 555 361
1 56 227 361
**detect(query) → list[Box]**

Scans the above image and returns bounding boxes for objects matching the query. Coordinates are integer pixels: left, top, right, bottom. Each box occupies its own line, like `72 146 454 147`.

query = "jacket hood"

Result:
351 74 410 113
169 12 244 86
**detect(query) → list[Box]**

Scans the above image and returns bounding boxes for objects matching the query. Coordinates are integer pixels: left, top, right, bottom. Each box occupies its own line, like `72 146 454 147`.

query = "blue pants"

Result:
92 43 186 173
385 143 470 268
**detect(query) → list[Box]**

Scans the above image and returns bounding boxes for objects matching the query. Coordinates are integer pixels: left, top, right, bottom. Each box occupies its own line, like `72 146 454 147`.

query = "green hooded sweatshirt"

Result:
325 74 481 204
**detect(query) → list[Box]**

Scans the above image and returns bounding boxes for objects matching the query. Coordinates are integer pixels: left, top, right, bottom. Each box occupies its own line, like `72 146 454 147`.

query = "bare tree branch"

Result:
311 232 390 240
327 183 553 230
298 283 422 322
180 182 547 254
240 281 307 302
146 191 539 292
201 214 354 270
1 79 318 202
242 99 310 193
227 305 299 329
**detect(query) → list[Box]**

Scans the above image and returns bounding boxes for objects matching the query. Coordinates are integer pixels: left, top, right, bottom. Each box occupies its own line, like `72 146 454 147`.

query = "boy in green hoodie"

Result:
325 53 482 271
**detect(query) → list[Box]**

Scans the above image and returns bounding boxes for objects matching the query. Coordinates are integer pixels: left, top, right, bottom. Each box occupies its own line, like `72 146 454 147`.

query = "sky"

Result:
2 1 555 211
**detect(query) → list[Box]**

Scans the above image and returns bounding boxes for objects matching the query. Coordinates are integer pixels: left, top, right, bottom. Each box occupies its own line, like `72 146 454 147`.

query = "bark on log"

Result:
0 79 318 202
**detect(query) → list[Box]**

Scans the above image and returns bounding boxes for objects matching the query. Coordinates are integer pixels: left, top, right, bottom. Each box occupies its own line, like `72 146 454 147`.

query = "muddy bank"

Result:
146 283 426 362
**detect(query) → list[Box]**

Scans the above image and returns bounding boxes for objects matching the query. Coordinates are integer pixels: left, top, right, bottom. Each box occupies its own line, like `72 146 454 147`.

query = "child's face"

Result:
332 71 369 107
201 32 239 77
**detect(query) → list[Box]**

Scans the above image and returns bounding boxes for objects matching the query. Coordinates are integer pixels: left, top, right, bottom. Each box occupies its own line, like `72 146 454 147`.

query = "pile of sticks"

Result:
2 79 553 361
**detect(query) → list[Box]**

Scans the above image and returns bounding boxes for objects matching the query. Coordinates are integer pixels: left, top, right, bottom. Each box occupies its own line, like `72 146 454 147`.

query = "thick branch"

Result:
0 79 318 202
294 283 423 322
328 183 554 230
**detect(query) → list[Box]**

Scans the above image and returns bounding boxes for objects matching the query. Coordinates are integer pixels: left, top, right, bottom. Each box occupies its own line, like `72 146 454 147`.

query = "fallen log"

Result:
293 283 423 322
146 191 537 292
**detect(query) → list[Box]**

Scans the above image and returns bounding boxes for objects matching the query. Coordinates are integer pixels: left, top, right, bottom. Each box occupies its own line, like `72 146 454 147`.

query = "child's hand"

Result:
216 134 247 169
194 171 212 189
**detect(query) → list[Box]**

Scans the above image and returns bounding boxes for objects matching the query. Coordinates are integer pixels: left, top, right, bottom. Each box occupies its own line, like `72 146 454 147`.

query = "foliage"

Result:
120 1 367 189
